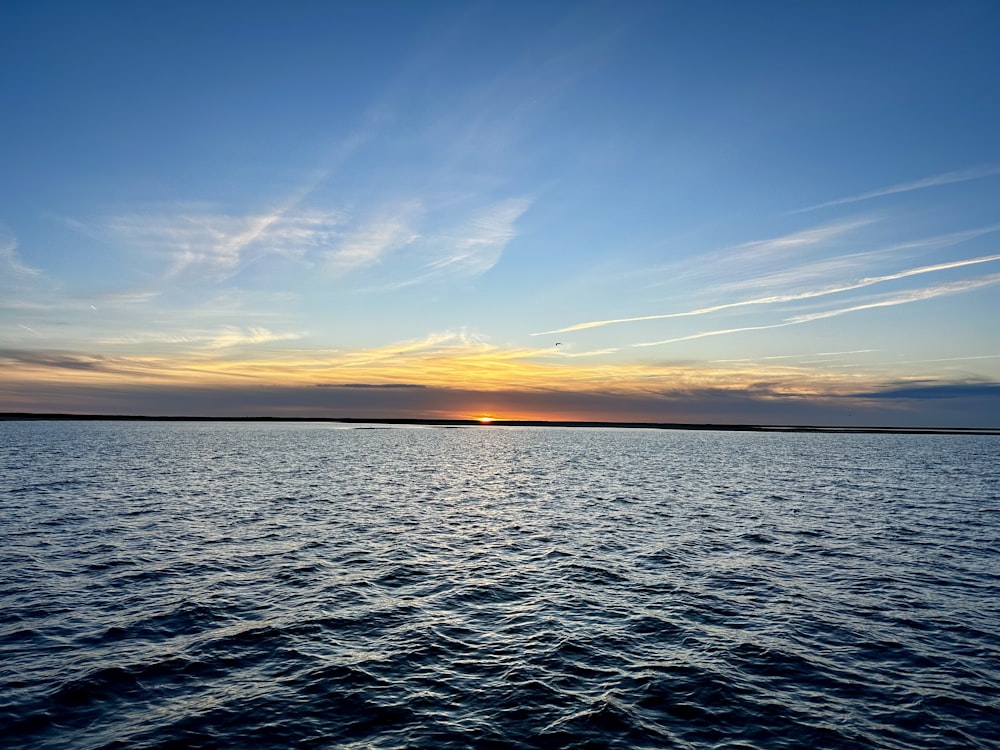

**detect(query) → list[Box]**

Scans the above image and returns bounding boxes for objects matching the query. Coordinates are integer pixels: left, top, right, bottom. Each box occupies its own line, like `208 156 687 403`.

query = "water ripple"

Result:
1 421 998 749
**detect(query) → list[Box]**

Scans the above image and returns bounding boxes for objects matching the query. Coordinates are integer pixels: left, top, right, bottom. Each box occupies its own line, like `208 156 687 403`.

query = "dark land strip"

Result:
2 413 998 435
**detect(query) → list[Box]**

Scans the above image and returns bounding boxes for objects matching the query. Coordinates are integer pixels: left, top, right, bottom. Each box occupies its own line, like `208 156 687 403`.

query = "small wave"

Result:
2 424 998 750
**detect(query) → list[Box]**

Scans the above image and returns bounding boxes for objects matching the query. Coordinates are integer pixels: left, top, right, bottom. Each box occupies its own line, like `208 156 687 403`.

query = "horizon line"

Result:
2 412 997 436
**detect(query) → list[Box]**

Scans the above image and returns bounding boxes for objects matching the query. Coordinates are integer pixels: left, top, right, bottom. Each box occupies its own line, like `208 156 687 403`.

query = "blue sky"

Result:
2 1 999 425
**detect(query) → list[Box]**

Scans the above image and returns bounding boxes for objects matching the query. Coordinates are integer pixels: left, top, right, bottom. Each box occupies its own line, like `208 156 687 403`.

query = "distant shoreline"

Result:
1 412 997 436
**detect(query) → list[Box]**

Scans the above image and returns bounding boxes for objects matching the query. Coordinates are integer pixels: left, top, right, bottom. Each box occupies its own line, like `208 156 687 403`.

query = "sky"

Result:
2 0 999 426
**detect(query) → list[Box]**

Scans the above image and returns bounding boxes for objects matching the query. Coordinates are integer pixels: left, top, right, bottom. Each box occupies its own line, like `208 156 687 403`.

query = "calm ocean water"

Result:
1 421 998 749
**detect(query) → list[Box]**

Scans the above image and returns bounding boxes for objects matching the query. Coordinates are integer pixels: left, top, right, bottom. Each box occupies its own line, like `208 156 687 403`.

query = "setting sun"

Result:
476 416 495 424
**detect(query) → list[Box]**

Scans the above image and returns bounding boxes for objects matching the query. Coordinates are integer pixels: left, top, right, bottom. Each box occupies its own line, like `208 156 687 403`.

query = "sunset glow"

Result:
2 3 998 426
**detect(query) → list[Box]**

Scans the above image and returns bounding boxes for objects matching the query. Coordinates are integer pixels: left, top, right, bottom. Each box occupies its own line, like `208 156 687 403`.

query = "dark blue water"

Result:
2 421 998 749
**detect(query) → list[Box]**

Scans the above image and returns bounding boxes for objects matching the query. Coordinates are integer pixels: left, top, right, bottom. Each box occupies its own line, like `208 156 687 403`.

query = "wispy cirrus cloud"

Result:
364 196 531 291
0 233 64 324
145 131 375 275
793 163 1000 214
787 273 1000 324
94 192 529 290
716 217 874 263
633 273 1000 348
551 347 620 358
918 354 1000 363
632 322 794 348
534 252 1000 336
427 197 531 276
609 217 879 314
202 326 304 350
0 237 41 279
87 290 161 308
97 326 302 350
638 218 873 291
711 349 878 363
103 207 346 278
720 224 1000 294
96 125 385 280
323 200 422 277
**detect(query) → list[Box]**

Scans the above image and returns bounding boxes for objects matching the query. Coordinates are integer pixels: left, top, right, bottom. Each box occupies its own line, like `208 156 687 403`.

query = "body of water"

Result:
1 421 998 748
